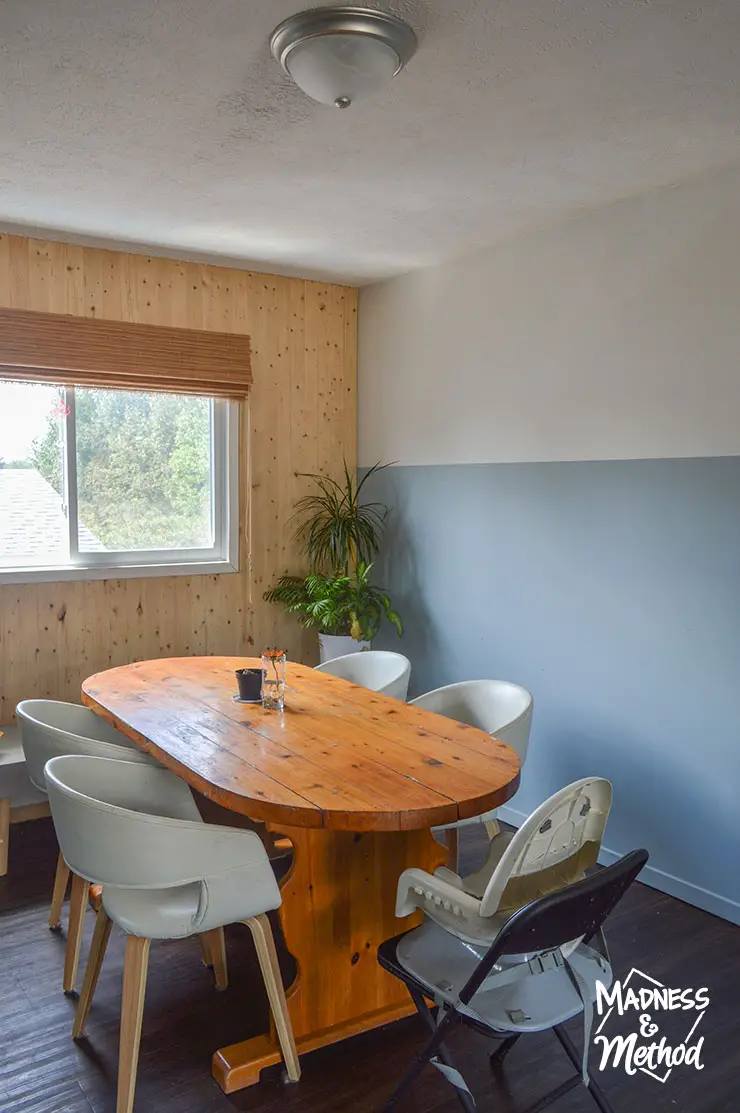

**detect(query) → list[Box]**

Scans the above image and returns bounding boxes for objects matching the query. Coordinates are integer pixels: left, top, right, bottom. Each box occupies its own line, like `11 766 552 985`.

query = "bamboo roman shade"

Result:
0 307 252 398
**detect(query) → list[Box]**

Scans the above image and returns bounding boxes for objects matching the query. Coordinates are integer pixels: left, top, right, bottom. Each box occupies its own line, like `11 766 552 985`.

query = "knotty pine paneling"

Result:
0 234 357 719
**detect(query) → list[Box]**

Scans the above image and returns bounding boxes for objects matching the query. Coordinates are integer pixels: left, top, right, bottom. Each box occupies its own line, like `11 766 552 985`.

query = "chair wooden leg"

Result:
73 907 113 1039
0 797 10 876
63 872 89 994
49 850 70 930
245 913 300 1082
117 935 151 1113
201 928 228 990
483 817 501 841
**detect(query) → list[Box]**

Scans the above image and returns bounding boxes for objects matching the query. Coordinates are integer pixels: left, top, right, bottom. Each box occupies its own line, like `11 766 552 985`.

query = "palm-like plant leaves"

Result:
292 460 390 573
263 562 402 641
264 462 402 641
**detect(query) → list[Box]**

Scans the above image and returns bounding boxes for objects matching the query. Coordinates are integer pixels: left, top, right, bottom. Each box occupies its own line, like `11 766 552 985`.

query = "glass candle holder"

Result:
261 649 287 711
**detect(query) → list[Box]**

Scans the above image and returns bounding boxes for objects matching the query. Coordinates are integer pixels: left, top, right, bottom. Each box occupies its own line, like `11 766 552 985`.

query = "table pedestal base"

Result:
212 823 446 1094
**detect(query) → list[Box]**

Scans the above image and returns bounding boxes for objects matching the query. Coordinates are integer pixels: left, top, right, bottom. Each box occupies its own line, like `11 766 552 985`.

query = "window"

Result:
0 381 238 583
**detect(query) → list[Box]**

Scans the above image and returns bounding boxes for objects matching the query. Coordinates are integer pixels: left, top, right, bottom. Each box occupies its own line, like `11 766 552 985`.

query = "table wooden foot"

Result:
213 999 416 1092
212 823 446 1094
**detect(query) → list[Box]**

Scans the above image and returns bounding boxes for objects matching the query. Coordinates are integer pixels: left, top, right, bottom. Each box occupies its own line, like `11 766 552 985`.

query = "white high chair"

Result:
44 754 300 1113
379 846 647 1113
397 777 612 947
315 649 411 701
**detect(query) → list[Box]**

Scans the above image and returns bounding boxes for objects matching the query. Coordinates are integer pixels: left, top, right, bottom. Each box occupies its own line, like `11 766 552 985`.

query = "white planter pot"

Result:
318 633 371 663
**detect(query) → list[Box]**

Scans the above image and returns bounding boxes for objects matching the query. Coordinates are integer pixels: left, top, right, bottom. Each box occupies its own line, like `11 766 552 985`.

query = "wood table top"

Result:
82 657 521 832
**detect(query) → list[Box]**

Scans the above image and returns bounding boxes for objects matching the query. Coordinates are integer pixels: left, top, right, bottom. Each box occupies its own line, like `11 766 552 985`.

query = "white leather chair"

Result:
16 699 157 993
315 649 411 701
410 680 533 850
45 754 300 1113
396 777 612 947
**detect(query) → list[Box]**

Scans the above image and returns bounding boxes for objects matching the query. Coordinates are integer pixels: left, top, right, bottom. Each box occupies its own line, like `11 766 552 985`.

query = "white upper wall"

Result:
358 165 740 466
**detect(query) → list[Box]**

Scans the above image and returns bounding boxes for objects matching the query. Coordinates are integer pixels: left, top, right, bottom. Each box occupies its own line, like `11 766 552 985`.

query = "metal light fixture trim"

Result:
271 6 417 108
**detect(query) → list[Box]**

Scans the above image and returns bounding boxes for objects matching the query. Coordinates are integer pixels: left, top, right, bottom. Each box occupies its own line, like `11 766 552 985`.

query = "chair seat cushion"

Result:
103 883 203 939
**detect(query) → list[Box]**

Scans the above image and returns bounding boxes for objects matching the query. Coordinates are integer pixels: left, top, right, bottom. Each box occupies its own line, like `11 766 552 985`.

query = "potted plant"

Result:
264 462 402 662
265 561 402 661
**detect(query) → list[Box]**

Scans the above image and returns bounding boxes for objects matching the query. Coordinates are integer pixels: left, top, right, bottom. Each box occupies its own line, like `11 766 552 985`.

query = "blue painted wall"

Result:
367 459 740 923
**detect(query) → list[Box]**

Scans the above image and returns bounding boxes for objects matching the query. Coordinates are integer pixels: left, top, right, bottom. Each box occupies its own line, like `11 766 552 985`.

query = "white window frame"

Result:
0 388 240 585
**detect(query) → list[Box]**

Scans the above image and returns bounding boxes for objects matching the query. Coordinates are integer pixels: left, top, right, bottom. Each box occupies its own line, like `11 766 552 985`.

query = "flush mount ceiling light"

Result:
271 6 417 109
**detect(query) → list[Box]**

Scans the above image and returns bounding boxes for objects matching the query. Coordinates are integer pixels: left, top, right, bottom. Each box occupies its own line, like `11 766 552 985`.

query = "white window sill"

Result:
0 559 240 586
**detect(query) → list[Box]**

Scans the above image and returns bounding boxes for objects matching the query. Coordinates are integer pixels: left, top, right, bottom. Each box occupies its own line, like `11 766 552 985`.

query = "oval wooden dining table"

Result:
82 656 521 1094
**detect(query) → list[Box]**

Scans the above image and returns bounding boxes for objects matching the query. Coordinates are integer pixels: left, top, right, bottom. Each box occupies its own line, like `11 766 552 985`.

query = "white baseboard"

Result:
496 803 740 928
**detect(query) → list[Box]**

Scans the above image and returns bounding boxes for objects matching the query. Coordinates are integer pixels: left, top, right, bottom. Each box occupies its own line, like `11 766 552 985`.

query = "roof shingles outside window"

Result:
0 468 104 559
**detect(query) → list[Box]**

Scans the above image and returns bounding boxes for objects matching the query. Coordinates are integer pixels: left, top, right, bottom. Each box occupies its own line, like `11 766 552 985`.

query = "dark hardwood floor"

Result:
1 817 738 1113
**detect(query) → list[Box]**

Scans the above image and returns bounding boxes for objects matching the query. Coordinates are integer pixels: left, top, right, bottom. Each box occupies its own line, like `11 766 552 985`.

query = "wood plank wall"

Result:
0 234 357 720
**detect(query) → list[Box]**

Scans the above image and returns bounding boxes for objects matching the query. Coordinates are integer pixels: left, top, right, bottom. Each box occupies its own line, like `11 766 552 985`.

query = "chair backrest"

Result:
315 650 411 701
410 680 533 763
16 699 148 792
476 777 612 918
460 850 648 1005
44 754 273 892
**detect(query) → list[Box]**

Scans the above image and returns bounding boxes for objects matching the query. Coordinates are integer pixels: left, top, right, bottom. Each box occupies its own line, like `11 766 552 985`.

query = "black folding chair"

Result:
377 848 649 1113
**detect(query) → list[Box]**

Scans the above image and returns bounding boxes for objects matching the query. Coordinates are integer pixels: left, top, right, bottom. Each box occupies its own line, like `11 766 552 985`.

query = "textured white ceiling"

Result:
2 0 740 284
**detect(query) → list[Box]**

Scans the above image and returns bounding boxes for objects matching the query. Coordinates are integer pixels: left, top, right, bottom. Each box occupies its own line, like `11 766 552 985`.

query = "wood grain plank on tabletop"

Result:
107 654 517 802
81 690 322 829
82 665 447 831
135 666 460 829
82 663 394 825
292 664 520 761
82 657 519 830
282 681 519 819
127 655 496 816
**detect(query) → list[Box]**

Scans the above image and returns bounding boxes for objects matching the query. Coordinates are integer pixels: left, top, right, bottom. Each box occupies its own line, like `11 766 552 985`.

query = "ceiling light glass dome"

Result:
271 6 417 109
